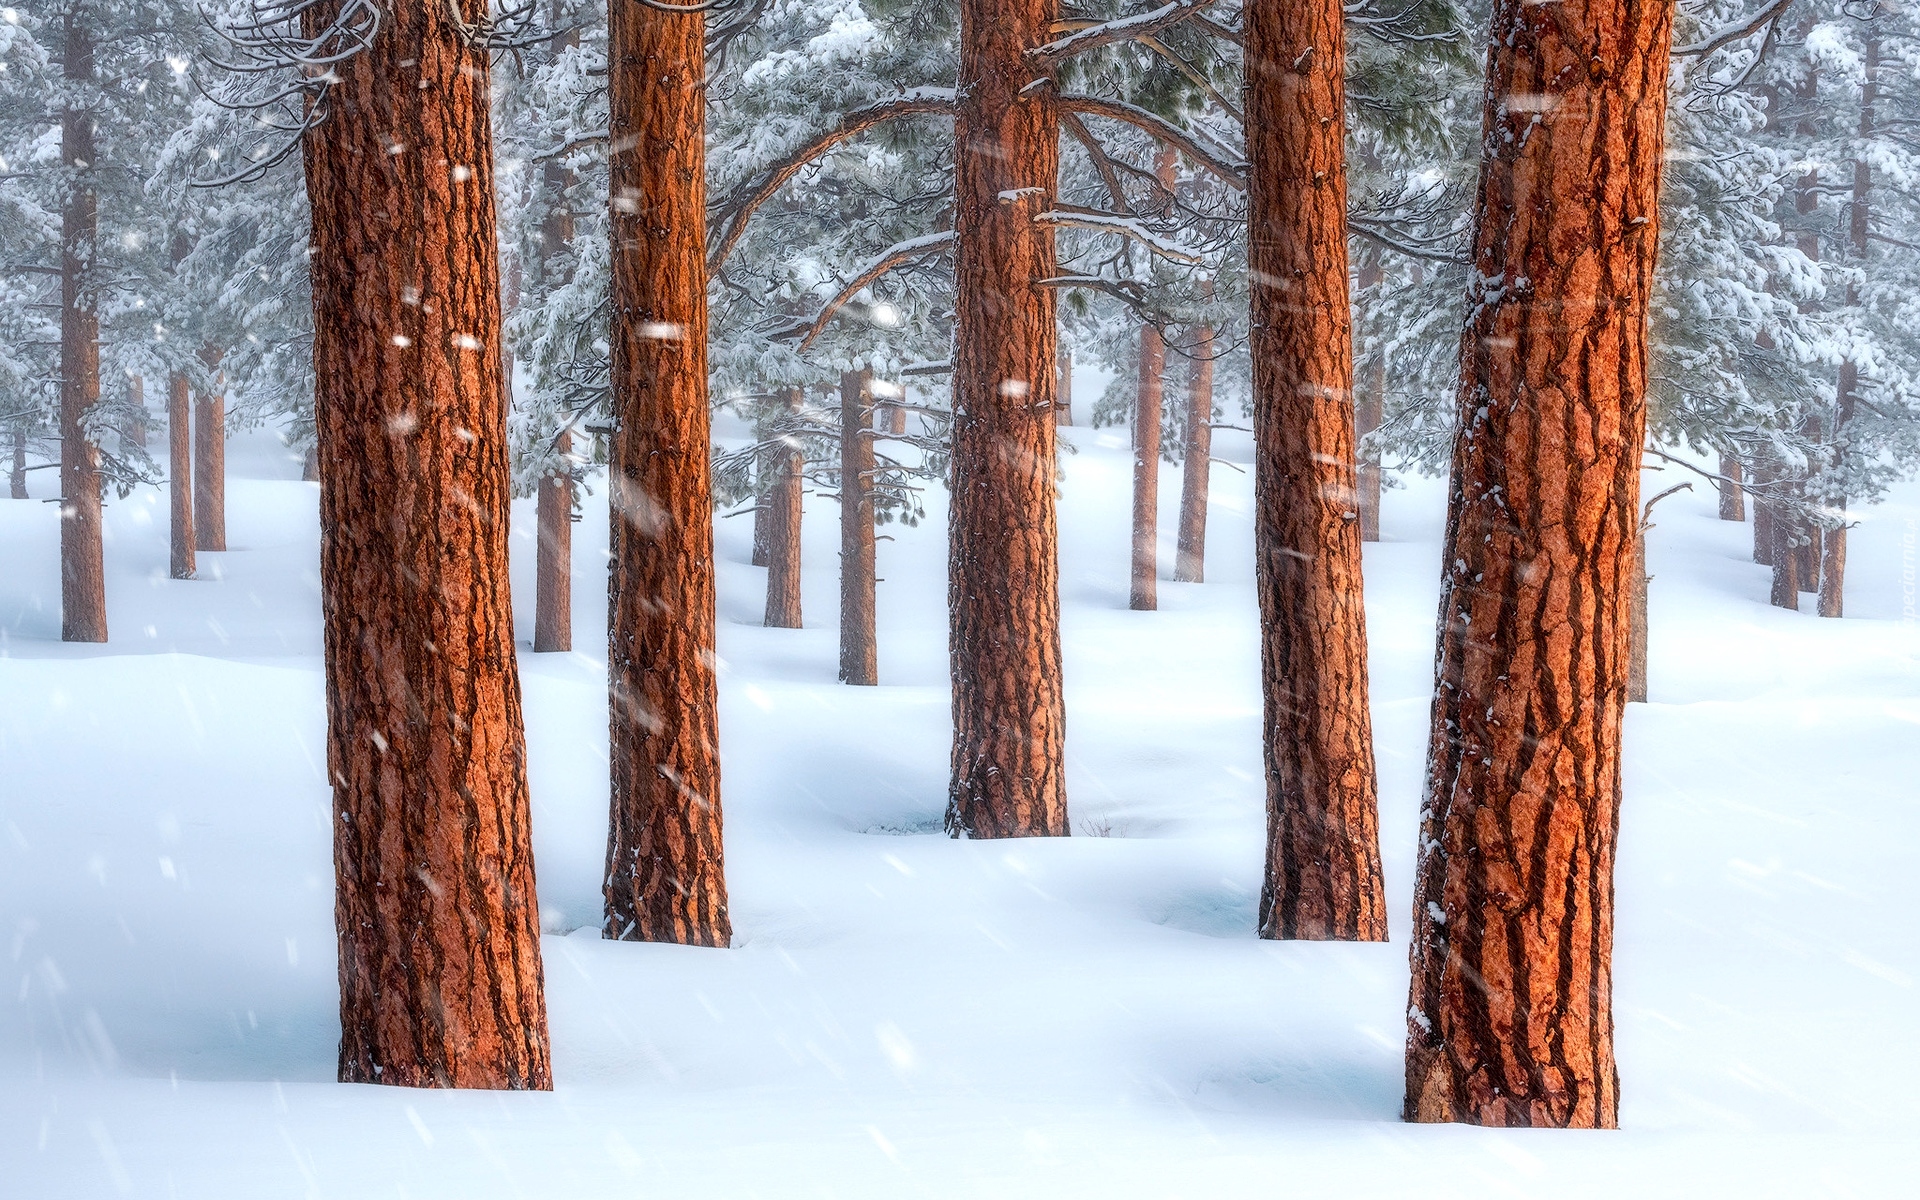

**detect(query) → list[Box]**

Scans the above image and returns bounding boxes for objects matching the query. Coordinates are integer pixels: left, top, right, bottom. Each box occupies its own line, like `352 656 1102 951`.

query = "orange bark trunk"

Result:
603 0 732 945
534 427 573 652
1246 0 1386 942
302 0 550 1089
764 389 803 630
1404 0 1674 1128
945 0 1068 839
168 372 194 580
59 12 106 644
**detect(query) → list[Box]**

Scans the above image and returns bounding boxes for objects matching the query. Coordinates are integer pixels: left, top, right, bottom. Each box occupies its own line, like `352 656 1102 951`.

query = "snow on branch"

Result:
1672 0 1793 58
707 91 959 270
781 232 958 351
1055 94 1246 191
1032 0 1220 63
1033 207 1205 264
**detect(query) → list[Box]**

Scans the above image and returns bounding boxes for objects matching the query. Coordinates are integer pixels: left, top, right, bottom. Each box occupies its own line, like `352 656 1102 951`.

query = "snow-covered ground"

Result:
3 419 1917 1197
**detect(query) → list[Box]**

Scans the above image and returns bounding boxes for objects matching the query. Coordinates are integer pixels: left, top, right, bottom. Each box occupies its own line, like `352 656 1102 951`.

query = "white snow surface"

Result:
3 422 1918 1197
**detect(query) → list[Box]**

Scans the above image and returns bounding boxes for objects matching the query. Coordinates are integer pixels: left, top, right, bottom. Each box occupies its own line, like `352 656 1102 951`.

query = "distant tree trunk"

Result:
302 444 319 482
945 0 1068 839
168 372 194 580
1174 316 1213 584
193 358 226 553
533 427 574 651
302 0 550 1089
1354 257 1385 542
1771 502 1801 608
1822 35 1873 620
1751 459 1775 565
1246 0 1386 942
604 0 731 946
839 370 879 684
8 427 25 499
1130 321 1165 611
1716 454 1744 521
1055 347 1073 426
750 417 772 568
763 388 803 629
1404 0 1672 1129
128 374 147 449
59 13 106 644
1628 522 1649 703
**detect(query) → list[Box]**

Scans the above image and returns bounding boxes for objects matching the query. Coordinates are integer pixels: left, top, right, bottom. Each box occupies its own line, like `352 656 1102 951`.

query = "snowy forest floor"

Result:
3 419 1918 1198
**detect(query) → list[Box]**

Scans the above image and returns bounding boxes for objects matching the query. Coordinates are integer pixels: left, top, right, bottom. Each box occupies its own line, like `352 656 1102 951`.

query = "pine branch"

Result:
1055 94 1246 190
782 232 958 351
1033 0 1221 63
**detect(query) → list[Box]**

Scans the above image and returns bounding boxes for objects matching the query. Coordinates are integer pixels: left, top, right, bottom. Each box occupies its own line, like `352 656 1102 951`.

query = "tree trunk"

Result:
1246 0 1386 942
1628 524 1648 703
193 373 226 553
945 0 1068 839
1174 317 1213 584
302 444 319 482
1404 0 1672 1130
1716 454 1744 521
763 388 803 629
839 371 879 684
604 0 732 945
168 372 194 580
1130 321 1165 611
8 427 25 499
59 13 106 644
1354 258 1386 542
1822 36 1873 621
750 426 772 568
533 427 573 651
1771 503 1801 609
129 374 147 449
301 0 550 1090
1055 347 1072 426
1751 459 1774 564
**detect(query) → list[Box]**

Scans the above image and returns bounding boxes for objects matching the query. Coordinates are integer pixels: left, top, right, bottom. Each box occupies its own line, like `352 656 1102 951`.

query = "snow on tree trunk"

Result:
944 0 1068 839
1130 321 1164 611
534 427 573 651
168 372 194 581
59 12 106 644
839 370 878 686
1246 0 1387 941
603 0 732 946
764 389 803 630
1404 0 1674 1128
303 0 551 1089
8 428 25 500
1174 318 1213 584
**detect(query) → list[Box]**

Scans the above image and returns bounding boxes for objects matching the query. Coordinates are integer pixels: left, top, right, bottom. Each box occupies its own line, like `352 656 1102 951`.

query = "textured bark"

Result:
533 427 574 652
1130 322 1165 611
59 13 106 644
1751 459 1774 565
839 370 879 685
1771 500 1801 609
8 427 25 499
1355 258 1386 542
301 0 550 1089
1404 0 1673 1129
604 0 732 946
168 372 194 581
945 0 1068 839
1716 454 1744 521
193 383 226 553
1174 318 1213 584
763 389 803 630
1246 0 1386 942
1056 348 1073 426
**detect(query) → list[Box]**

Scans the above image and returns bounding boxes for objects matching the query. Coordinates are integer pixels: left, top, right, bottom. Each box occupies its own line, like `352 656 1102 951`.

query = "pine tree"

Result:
1404 0 1675 1128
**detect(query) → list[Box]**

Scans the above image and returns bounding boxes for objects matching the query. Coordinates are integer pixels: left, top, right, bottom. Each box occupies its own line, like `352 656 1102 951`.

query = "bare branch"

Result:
785 232 957 351
707 91 958 269
1673 0 1793 57
1055 93 1246 190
